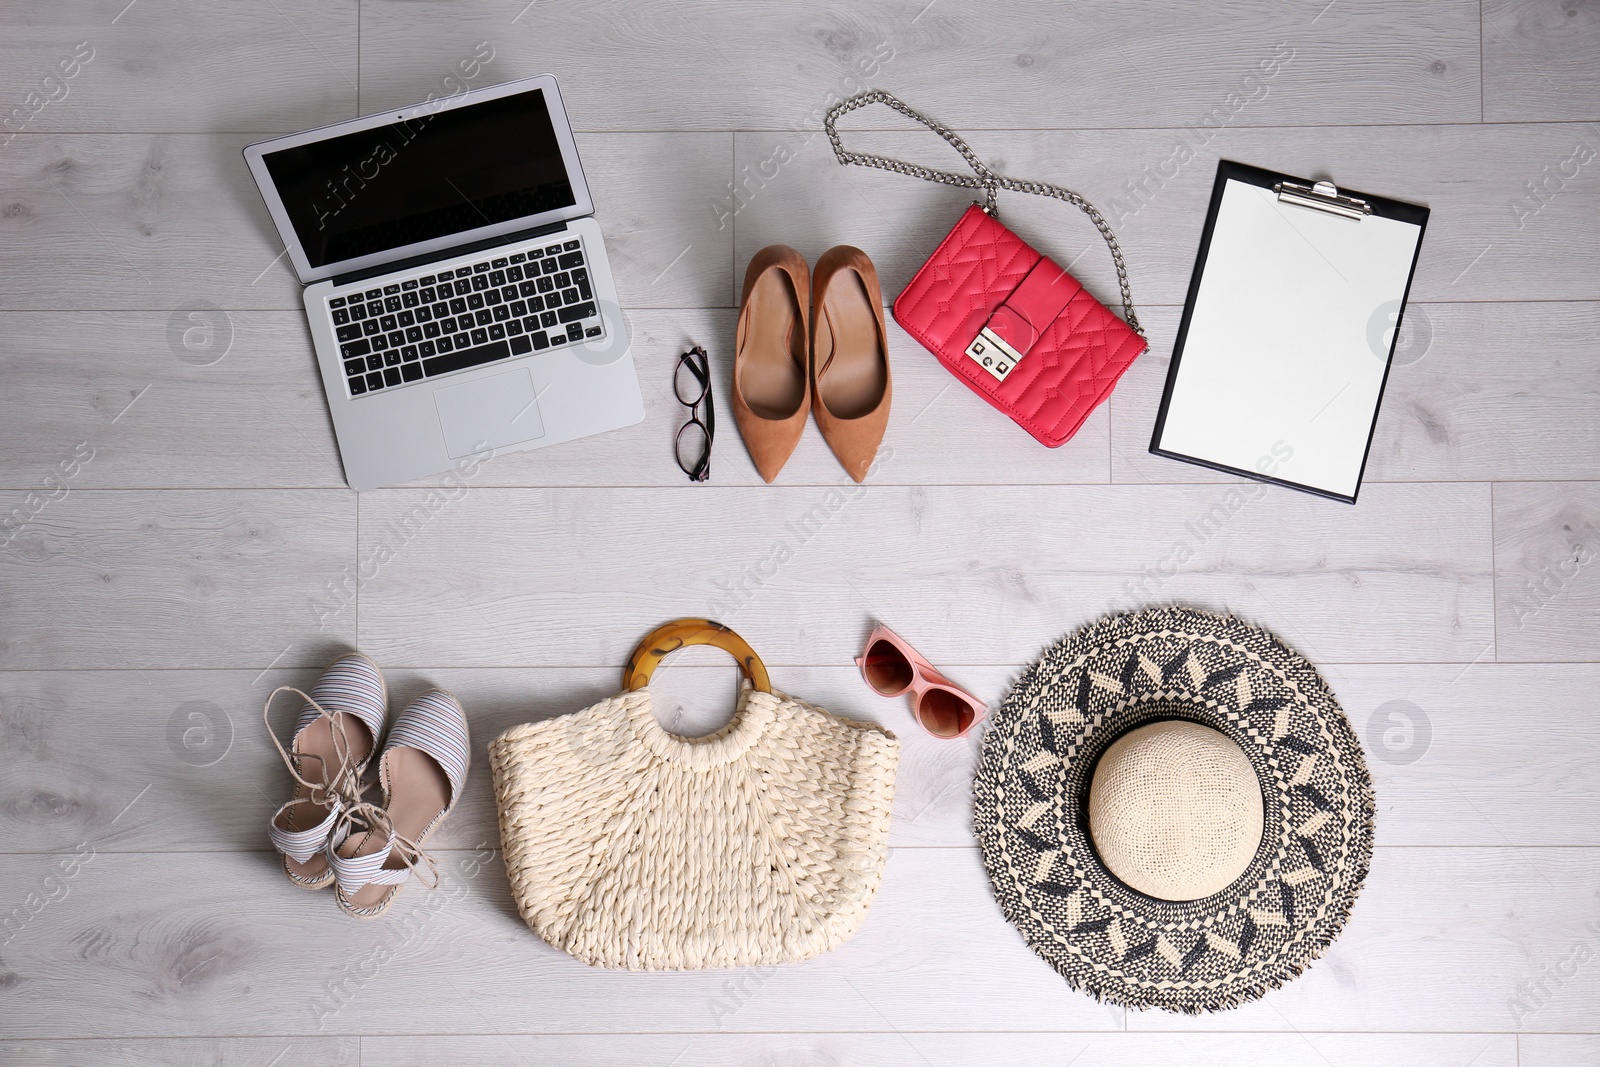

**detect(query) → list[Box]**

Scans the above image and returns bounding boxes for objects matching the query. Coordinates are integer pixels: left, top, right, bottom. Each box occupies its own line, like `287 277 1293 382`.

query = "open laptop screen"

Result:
260 88 576 269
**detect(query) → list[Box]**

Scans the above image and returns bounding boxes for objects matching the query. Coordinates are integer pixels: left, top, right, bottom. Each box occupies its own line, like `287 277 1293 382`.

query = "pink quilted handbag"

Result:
825 91 1147 447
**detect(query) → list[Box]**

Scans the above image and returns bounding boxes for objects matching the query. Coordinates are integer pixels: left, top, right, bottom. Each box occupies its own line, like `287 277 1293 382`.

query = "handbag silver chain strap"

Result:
823 89 1144 338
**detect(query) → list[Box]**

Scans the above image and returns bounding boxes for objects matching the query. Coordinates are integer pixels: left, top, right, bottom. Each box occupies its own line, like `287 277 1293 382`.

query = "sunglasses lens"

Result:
861 639 913 694
918 687 977 738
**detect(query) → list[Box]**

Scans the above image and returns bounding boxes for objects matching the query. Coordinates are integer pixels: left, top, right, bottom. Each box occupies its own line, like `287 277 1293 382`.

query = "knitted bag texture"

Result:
489 684 899 970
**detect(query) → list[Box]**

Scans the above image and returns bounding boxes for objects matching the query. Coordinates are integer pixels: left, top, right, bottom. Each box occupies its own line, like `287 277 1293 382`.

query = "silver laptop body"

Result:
245 75 642 491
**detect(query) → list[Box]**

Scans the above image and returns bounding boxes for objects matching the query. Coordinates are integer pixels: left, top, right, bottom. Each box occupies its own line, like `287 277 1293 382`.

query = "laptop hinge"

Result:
329 220 571 288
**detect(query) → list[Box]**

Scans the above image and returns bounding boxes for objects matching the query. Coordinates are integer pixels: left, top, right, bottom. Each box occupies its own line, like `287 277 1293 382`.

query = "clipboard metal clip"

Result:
1274 179 1373 221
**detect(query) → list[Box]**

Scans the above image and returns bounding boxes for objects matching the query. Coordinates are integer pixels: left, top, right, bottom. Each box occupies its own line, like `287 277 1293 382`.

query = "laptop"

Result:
244 75 643 491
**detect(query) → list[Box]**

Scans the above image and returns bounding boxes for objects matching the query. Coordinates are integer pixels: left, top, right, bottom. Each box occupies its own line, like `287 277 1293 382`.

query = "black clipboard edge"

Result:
1147 159 1431 505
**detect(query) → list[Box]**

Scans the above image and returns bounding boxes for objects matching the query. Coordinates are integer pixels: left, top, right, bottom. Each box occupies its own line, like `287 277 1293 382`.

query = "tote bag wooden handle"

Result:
622 619 771 693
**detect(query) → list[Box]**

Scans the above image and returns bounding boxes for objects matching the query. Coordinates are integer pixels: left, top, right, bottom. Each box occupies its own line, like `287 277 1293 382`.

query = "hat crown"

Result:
1088 719 1264 902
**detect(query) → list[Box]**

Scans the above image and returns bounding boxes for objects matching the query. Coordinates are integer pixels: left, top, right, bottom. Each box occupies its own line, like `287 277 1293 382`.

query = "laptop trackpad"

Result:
433 367 545 458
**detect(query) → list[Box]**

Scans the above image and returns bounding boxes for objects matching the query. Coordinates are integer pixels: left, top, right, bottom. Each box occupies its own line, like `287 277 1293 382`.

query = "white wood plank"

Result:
0 133 304 311
578 133 733 310
732 123 1600 308
0 304 1105 493
1123 846 1600 1033
1483 0 1600 121
405 310 1110 489
358 0 1482 130
1281 663 1600 847
29 300 1580 501
0 132 729 312
359 1031 1517 1067
355 482 1493 667
0 312 343 490
1493 481 1600 661
6 661 1594 862
4 846 1595 1037
1111 302 1600 485
0 1039 357 1067
1 0 1594 1056
380 658 985 854
0 490 355 669
367 659 1600 852
0 660 996 856
1520 1035 1600 1066
0 666 321 856
0 847 1124 1038
0 0 356 135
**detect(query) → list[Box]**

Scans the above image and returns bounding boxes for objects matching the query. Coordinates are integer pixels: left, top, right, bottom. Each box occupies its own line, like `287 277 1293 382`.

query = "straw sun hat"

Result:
972 607 1374 1013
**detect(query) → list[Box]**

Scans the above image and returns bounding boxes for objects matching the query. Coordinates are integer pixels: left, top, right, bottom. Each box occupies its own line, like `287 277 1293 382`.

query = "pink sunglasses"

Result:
855 625 986 739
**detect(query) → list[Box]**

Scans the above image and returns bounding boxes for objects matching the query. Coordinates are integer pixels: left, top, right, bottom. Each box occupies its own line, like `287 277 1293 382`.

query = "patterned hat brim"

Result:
972 607 1375 1014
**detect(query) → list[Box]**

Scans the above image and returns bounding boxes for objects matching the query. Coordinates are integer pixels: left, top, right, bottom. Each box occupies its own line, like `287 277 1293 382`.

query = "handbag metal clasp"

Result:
965 327 1024 382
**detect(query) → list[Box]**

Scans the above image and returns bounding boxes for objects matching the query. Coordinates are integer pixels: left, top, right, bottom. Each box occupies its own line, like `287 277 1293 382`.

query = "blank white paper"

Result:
1158 179 1423 498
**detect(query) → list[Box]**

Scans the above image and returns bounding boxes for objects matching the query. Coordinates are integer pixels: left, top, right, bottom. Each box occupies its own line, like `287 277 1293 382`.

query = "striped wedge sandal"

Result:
329 689 470 919
263 654 388 890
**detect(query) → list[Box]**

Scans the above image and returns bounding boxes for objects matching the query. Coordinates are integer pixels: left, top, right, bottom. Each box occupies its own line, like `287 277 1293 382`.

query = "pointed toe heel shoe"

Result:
811 245 890 483
733 244 811 483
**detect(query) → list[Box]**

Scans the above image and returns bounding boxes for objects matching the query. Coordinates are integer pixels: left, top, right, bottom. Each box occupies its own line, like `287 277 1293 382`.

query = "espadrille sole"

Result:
284 855 337 891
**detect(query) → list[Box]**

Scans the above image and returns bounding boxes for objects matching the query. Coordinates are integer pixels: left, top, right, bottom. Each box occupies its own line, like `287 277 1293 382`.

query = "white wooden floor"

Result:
2 1 1598 1064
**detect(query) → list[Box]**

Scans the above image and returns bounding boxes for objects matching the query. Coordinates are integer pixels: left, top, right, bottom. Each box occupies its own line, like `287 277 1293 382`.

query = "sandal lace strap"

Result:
328 801 441 893
262 685 367 811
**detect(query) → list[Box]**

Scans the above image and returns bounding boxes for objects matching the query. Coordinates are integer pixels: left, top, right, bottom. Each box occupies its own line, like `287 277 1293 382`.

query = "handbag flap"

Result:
894 205 1148 447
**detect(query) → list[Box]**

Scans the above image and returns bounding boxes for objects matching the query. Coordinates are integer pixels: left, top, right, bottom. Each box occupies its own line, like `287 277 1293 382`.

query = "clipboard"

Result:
1149 160 1430 503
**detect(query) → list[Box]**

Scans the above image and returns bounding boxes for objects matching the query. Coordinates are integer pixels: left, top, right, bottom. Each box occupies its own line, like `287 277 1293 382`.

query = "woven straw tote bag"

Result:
489 619 900 970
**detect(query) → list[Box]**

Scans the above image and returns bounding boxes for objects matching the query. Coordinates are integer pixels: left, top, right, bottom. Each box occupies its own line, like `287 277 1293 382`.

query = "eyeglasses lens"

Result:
676 421 709 480
675 353 709 406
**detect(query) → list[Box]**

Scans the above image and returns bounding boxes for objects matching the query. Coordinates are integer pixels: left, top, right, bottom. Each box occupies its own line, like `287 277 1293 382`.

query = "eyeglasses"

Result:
855 625 986 739
675 345 714 482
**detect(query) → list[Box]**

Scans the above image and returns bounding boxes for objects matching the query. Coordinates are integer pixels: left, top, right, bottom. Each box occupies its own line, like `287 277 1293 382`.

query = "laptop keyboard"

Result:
327 238 603 397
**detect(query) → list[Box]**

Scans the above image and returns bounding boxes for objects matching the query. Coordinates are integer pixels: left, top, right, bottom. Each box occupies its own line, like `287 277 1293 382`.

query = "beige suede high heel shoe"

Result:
732 244 811 483
811 245 890 483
